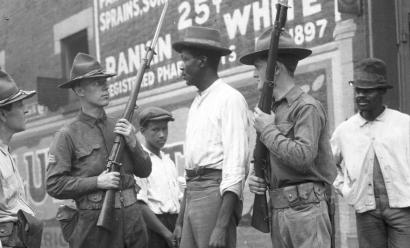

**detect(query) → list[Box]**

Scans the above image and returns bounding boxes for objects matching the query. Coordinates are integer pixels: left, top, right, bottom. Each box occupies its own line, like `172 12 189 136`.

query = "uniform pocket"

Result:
276 122 294 136
75 144 101 160
56 205 79 242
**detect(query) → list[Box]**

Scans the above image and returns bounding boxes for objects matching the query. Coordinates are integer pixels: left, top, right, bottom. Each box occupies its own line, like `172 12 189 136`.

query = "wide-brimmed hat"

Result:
0 69 36 107
240 28 312 65
138 106 174 127
58 53 116 88
172 26 232 56
349 58 393 89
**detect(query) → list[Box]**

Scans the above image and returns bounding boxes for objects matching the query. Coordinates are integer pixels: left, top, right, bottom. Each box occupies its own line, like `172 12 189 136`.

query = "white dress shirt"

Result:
136 146 181 215
185 79 250 197
0 144 34 222
331 108 410 213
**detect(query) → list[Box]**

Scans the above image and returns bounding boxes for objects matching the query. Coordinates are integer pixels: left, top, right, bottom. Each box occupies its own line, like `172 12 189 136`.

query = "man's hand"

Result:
114 118 137 147
209 226 227 248
163 230 176 248
248 175 267 195
253 107 275 133
97 170 120 189
172 224 182 247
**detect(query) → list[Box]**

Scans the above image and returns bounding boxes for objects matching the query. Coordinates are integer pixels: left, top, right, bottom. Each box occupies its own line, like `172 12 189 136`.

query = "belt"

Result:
76 187 137 210
270 182 327 209
185 168 221 178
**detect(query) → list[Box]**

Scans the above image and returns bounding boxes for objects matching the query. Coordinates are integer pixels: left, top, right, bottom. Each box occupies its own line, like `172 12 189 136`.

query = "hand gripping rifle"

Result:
251 0 288 233
97 0 169 231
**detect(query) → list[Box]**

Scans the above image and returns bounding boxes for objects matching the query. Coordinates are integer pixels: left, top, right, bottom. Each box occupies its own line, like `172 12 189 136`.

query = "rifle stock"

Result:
251 0 288 233
96 1 169 231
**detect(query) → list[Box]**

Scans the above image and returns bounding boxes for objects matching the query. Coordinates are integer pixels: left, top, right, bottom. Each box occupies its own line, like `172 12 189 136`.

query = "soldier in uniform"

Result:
46 53 152 248
0 69 40 248
243 28 337 248
172 26 250 248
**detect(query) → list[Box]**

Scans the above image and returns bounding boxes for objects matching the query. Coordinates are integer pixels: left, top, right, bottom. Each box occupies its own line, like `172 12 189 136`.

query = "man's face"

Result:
76 78 110 107
142 120 169 150
355 87 385 112
253 58 268 92
179 49 202 87
2 100 27 133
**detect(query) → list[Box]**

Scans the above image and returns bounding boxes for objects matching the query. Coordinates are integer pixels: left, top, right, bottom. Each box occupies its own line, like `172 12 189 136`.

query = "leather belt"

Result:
76 187 137 210
185 168 221 178
270 182 327 209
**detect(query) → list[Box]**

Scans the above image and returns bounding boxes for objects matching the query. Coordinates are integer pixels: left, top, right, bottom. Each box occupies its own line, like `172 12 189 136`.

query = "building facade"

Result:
0 0 409 247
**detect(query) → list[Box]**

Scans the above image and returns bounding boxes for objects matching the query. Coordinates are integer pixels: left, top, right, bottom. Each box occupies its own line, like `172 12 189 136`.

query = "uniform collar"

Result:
78 110 107 127
275 86 303 106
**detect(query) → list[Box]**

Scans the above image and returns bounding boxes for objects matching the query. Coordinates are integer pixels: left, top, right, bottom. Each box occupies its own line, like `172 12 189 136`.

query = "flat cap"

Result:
138 106 174 126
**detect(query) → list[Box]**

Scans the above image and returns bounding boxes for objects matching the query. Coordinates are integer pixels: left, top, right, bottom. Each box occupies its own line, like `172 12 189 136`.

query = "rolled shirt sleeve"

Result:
220 94 250 198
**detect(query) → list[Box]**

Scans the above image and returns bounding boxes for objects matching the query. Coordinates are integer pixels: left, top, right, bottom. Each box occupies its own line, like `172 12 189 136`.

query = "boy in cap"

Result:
135 106 182 248
0 69 41 248
243 28 336 248
331 58 410 248
172 26 250 248
46 53 152 248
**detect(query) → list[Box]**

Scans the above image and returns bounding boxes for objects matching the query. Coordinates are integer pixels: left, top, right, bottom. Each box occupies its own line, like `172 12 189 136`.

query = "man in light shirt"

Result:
331 58 410 248
136 106 181 248
0 69 39 247
171 26 250 248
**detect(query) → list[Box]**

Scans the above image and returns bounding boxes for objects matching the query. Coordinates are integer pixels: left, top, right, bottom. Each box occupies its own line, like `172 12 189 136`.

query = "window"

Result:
60 29 89 80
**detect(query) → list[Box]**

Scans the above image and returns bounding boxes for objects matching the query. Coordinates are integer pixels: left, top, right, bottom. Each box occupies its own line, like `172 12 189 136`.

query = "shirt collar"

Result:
0 140 9 155
357 107 388 127
197 78 222 97
275 86 303 106
78 110 107 127
142 144 164 159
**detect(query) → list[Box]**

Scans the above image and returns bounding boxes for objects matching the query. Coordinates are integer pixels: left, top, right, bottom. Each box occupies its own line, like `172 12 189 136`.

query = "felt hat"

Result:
172 26 232 56
239 28 312 65
349 58 393 89
0 69 36 107
58 53 116 88
138 106 174 126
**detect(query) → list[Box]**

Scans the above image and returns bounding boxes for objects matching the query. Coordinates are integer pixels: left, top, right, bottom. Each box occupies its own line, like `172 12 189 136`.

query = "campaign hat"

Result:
172 26 232 56
138 106 174 127
240 27 312 65
349 58 393 89
58 53 116 88
0 69 36 107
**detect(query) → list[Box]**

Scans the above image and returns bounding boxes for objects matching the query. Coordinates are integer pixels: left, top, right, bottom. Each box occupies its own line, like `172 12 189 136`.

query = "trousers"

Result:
68 202 148 248
147 213 178 248
356 195 410 248
271 200 331 248
179 171 237 248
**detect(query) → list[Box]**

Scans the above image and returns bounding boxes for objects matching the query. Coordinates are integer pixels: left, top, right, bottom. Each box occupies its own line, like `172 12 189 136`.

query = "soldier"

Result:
0 69 42 248
243 28 337 248
46 53 152 248
171 26 250 248
136 106 182 248
331 58 410 248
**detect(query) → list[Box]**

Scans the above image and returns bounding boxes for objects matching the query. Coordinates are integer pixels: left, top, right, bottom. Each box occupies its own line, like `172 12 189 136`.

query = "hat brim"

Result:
239 48 312 65
172 41 232 56
58 73 116 89
349 81 393 89
0 90 36 107
140 116 175 126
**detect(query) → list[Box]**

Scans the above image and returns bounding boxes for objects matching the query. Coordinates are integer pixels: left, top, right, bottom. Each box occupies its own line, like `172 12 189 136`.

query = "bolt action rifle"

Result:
251 0 288 233
96 0 169 231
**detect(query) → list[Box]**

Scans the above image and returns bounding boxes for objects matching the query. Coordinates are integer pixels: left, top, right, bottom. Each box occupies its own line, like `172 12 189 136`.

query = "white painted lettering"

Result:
303 0 321 17
253 0 270 32
223 4 252 40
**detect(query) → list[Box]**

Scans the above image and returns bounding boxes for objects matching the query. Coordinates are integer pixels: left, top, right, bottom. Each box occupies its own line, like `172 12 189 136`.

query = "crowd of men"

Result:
0 25 409 248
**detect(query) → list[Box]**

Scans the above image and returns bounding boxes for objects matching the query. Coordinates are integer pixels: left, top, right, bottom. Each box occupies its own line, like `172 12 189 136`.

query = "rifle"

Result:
251 0 288 233
97 0 169 231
